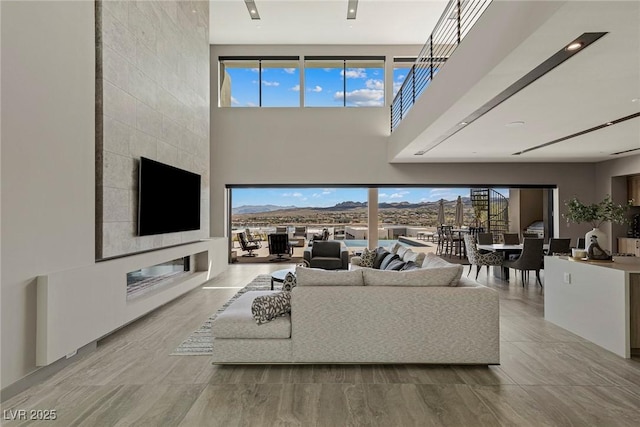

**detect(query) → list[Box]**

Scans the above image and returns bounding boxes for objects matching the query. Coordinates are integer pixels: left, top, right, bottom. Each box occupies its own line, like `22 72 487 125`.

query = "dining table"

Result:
477 243 549 280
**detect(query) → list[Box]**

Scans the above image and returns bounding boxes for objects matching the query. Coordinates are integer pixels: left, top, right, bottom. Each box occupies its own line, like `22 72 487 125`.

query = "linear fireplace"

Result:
126 256 191 299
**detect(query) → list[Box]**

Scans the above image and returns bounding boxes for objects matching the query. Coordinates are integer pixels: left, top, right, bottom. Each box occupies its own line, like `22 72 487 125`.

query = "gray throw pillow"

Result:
379 253 399 270
374 248 391 269
400 261 420 271
384 259 406 270
251 291 291 324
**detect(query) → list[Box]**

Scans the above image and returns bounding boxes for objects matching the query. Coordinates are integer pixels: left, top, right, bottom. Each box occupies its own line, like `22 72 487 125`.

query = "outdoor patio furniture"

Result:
238 232 260 257
268 233 292 261
303 241 349 270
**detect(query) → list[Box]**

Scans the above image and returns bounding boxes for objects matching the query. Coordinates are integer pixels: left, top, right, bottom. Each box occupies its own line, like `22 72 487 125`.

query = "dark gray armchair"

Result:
303 241 349 270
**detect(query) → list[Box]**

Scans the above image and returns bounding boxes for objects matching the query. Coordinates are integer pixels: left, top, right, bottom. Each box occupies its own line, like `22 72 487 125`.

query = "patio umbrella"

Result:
437 199 445 225
455 196 464 228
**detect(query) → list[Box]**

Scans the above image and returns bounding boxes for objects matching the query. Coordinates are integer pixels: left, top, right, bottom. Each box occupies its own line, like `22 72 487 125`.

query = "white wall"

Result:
1 1 95 387
209 45 596 243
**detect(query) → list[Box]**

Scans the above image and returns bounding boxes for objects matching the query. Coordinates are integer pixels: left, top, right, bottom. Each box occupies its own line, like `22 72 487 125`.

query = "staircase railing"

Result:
470 188 509 241
390 0 493 132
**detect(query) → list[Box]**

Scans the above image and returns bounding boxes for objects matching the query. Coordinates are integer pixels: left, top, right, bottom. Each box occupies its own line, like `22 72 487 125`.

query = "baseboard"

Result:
1 341 97 403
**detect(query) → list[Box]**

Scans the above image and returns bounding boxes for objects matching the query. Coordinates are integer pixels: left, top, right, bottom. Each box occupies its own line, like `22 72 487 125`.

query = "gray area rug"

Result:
170 274 272 356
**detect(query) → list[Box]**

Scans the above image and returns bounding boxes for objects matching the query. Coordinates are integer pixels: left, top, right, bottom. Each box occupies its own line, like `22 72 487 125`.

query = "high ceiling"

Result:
209 1 640 163
209 0 449 45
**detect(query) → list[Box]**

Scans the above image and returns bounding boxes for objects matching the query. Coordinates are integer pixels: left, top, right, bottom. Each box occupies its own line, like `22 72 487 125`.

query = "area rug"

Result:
170 274 272 356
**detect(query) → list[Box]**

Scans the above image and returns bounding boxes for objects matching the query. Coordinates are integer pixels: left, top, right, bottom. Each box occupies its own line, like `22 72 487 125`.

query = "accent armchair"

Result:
303 241 349 270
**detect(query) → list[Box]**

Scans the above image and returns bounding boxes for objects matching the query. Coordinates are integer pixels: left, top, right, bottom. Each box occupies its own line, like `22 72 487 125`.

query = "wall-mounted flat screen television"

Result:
138 157 201 236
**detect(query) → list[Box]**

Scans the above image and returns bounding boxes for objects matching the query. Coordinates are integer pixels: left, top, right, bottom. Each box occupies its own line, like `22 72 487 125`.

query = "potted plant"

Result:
563 195 632 251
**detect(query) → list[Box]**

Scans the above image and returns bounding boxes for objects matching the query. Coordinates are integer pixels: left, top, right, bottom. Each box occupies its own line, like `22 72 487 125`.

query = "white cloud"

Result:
323 68 333 72
396 74 405 81
291 84 300 92
341 68 367 78
262 80 280 87
335 88 384 107
251 68 259 73
381 191 409 199
231 96 240 105
246 102 257 107
283 68 296 74
308 85 322 93
282 192 303 198
365 79 384 90
393 81 403 95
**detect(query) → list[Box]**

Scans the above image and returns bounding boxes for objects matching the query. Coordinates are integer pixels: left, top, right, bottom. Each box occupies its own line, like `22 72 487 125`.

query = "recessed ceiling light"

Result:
606 122 614 126
191 9 196 14
244 0 260 20
566 42 583 51
347 0 358 20
460 122 468 126
632 98 640 103
505 121 525 128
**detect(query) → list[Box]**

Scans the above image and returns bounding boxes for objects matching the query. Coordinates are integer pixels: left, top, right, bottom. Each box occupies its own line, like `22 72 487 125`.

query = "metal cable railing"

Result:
391 0 493 132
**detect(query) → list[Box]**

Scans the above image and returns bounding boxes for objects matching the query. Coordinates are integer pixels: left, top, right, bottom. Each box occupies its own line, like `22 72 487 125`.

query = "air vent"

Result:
611 147 640 156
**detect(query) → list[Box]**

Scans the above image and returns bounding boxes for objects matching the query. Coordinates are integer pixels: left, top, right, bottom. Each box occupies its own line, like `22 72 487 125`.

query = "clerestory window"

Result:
219 56 301 107
304 57 385 107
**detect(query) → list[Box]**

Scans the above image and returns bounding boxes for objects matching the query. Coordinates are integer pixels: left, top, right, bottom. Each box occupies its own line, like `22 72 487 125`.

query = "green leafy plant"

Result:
563 195 632 228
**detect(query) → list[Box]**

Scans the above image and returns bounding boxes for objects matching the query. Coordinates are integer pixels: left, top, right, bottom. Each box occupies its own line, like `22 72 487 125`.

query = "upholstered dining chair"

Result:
464 234 504 280
503 238 545 286
546 238 571 255
502 233 520 245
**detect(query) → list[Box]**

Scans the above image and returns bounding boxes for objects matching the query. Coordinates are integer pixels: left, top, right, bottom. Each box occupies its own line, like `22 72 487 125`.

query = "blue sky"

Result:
225 62 407 107
232 188 483 208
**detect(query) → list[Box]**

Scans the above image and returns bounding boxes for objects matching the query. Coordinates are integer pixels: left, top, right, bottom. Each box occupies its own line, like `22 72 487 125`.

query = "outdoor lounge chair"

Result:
268 233 291 261
238 232 260 257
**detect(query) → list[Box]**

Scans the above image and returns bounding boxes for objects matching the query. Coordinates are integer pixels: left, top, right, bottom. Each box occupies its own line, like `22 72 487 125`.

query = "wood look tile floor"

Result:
4 263 640 426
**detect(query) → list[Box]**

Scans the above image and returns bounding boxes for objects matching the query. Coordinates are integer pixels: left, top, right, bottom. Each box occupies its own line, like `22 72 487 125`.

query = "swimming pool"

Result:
341 239 401 248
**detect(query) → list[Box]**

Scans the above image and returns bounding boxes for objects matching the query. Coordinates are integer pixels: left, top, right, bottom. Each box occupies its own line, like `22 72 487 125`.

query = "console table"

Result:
544 256 640 358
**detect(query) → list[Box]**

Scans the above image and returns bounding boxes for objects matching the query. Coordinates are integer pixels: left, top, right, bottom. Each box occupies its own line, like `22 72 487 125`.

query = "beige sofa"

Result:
210 259 500 365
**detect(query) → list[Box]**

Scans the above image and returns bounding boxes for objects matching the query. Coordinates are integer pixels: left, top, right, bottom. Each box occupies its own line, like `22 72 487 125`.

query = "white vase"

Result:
585 227 608 253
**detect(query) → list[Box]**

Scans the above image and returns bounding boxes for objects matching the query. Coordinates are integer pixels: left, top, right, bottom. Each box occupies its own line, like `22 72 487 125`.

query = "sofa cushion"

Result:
251 291 292 324
373 247 390 269
310 257 344 270
212 291 291 338
296 267 364 286
421 252 455 269
362 265 464 287
360 248 376 268
379 253 400 270
387 242 402 254
282 272 297 291
403 250 426 266
384 258 406 270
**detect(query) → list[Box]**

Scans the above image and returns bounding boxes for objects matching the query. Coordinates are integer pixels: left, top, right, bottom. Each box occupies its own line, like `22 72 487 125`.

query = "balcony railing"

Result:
390 0 493 132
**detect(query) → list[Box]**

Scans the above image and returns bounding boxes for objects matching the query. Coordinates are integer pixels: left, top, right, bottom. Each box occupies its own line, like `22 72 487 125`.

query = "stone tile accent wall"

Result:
96 0 209 258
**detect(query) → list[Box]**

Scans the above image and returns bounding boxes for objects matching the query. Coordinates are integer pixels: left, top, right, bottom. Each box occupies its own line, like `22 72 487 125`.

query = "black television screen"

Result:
138 157 201 236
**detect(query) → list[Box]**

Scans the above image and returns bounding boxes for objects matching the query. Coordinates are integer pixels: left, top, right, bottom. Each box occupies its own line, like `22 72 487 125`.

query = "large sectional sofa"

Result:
211 247 500 365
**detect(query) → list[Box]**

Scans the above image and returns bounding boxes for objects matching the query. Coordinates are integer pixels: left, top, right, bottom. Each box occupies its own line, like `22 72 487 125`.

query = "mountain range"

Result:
232 198 473 215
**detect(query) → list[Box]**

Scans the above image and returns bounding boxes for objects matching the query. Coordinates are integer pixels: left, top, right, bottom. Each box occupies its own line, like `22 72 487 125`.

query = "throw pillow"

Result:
251 291 291 324
400 261 420 271
403 250 426 266
396 245 409 259
379 253 400 270
387 242 402 254
373 247 391 269
421 252 455 269
360 248 376 268
295 267 364 286
384 259 406 270
362 265 464 287
282 272 297 291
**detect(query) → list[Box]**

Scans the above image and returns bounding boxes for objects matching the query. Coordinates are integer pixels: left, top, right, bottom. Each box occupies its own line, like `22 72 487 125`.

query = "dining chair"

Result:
522 232 539 240
503 238 544 286
502 233 520 245
463 234 504 280
546 238 571 255
477 233 494 245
